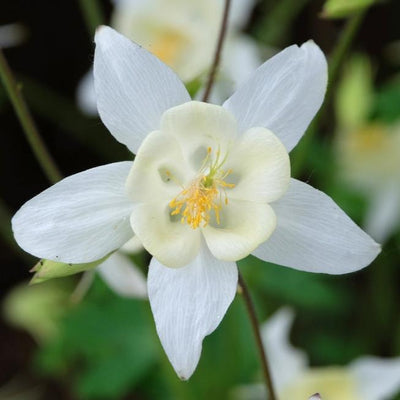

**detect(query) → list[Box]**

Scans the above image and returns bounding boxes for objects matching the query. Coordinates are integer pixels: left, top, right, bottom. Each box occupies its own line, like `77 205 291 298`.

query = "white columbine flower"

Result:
77 0 261 114
335 56 400 243
233 308 400 400
13 27 380 380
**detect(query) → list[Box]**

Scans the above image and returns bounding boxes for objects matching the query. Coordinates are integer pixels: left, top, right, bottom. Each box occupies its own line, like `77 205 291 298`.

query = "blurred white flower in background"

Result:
0 23 26 49
96 236 147 299
13 27 380 380
232 308 400 400
335 55 400 242
77 0 261 115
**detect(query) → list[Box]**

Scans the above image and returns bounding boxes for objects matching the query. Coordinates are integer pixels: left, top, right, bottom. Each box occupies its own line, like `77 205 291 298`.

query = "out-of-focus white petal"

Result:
226 127 290 203
97 252 147 298
130 201 201 268
0 23 26 48
223 41 327 152
229 0 256 28
94 26 190 154
76 68 98 116
147 243 238 379
252 179 381 274
349 356 400 400
308 394 322 400
261 308 308 391
161 101 238 170
365 184 400 243
12 162 134 263
202 200 276 261
120 236 143 254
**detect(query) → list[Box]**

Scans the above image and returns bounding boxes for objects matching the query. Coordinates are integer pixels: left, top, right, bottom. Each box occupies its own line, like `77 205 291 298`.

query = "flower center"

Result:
169 147 235 229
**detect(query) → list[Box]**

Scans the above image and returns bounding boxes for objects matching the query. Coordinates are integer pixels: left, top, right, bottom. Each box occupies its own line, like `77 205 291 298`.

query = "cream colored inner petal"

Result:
130 201 201 268
160 102 239 170
202 199 277 262
126 130 192 203
225 127 290 203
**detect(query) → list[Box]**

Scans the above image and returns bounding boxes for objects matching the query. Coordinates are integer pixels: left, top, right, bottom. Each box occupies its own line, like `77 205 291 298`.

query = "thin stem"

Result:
238 273 277 400
70 270 95 304
291 12 365 177
78 0 105 38
0 50 62 183
202 0 231 102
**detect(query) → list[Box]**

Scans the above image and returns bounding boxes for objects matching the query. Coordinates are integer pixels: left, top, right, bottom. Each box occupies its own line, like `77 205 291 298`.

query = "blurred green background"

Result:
0 0 399 399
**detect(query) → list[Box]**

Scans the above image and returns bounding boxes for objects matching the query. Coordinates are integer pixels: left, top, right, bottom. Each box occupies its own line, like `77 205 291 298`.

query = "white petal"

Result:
226 127 290 203
130 201 201 268
0 23 26 48
160 101 238 170
97 252 147 298
12 162 134 263
223 41 327 152
120 236 143 254
202 200 276 261
364 184 400 243
229 0 256 28
76 68 98 116
125 130 190 202
252 179 381 274
260 308 308 392
94 26 190 154
349 356 400 400
147 244 238 379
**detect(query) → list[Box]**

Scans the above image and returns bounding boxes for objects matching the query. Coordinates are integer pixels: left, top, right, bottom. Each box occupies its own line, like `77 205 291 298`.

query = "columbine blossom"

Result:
335 55 400 242
233 308 400 400
13 27 380 379
77 0 261 114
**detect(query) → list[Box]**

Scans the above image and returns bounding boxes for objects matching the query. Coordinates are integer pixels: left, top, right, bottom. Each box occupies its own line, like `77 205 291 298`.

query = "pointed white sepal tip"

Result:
309 393 321 400
94 25 115 45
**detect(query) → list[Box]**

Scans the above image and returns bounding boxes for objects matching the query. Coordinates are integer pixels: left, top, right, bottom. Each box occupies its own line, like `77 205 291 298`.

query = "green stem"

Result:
70 270 95 304
238 273 277 400
202 0 231 102
78 0 105 38
0 50 62 183
291 12 365 177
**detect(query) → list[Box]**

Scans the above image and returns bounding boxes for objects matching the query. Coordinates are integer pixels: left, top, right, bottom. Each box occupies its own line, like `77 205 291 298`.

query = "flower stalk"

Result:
202 0 231 102
238 272 277 400
0 49 62 183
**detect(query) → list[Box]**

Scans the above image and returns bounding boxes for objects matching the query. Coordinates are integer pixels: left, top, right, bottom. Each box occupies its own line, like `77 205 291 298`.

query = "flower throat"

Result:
169 147 234 229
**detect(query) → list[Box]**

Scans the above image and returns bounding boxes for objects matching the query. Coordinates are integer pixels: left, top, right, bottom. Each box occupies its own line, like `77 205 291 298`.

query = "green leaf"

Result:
322 0 375 18
3 279 73 344
35 277 159 400
373 77 400 123
30 255 111 284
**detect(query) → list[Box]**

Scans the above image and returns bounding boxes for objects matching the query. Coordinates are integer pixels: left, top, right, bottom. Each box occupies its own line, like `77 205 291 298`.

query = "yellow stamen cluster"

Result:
169 147 235 229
